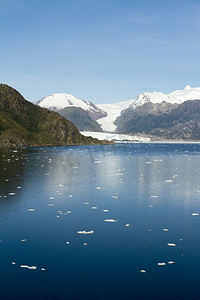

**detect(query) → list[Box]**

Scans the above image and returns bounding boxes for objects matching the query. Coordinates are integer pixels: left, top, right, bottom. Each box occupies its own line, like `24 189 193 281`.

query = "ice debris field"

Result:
0 143 200 298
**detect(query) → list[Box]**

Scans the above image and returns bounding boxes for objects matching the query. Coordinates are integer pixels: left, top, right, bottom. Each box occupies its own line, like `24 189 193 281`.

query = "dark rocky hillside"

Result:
57 107 103 132
0 84 110 147
115 100 200 140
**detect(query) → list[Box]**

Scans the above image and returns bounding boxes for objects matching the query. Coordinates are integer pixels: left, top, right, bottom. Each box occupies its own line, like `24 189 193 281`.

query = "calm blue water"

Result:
0 143 200 299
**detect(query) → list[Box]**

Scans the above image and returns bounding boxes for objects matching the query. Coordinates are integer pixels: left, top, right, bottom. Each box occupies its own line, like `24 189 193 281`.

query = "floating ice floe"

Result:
157 263 166 266
28 266 37 270
140 270 146 273
20 265 37 270
77 230 94 234
104 219 118 222
167 243 176 247
192 213 199 216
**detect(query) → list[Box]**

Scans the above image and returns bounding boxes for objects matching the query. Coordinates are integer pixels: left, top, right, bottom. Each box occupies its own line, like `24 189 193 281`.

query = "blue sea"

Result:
0 143 200 299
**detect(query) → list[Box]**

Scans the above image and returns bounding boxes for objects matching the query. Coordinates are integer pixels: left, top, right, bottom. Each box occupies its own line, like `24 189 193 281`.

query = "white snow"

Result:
36 93 103 115
130 85 200 109
97 99 133 132
97 85 200 132
37 85 200 133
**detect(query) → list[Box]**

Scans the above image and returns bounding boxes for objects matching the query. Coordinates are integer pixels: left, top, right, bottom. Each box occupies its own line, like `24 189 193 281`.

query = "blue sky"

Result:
1 0 200 103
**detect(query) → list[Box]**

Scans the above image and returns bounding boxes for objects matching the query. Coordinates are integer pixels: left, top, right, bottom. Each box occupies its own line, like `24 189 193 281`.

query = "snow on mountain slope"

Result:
35 93 106 120
36 86 200 133
130 85 200 109
169 85 200 102
97 99 134 132
97 85 200 132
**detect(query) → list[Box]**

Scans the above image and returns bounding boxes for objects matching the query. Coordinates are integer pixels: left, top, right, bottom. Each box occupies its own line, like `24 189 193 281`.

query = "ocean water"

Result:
0 143 200 299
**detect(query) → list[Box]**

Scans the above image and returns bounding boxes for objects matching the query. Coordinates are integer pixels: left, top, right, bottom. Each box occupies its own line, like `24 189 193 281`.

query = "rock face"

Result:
115 100 200 140
57 107 103 132
0 84 110 148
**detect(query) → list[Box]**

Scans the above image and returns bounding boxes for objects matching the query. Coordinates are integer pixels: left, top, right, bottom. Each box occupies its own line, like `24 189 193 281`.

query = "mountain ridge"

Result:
0 84 111 148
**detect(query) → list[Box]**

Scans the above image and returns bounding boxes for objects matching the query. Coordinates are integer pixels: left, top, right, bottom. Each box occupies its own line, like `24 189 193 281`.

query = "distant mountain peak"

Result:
35 93 107 120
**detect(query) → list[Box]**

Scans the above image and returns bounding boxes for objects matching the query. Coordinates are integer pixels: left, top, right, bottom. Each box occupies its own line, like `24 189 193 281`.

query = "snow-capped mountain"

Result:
130 85 200 109
35 86 200 137
96 85 200 132
35 93 107 120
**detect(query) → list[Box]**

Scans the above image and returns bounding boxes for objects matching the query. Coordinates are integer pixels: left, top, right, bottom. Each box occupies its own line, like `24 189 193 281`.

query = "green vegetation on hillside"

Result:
0 84 110 147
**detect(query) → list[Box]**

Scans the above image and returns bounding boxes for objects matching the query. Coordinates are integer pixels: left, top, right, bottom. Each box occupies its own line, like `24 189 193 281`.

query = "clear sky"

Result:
1 0 200 104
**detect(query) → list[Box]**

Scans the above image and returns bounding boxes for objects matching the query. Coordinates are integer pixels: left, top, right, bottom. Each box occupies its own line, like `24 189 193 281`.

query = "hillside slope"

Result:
0 84 109 147
57 107 102 132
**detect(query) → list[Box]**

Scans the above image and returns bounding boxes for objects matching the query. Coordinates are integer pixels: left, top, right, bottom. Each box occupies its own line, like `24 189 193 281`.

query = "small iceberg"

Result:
167 243 176 247
77 230 94 234
157 262 166 266
140 269 146 273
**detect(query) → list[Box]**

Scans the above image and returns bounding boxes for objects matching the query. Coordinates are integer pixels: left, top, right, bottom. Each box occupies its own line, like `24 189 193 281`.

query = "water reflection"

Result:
0 143 200 299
